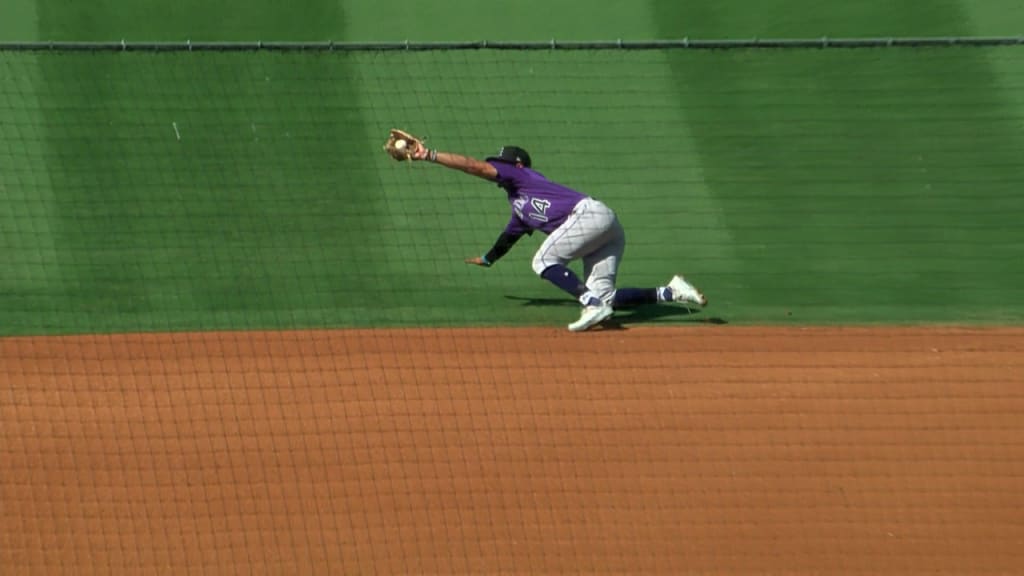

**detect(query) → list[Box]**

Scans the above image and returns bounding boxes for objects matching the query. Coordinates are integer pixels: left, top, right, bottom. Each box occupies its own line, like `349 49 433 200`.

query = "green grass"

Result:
652 0 1024 323
0 0 1022 335
1 50 400 334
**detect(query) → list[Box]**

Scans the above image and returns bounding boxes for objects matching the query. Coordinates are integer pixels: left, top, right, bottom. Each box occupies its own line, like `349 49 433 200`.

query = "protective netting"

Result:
2 46 1023 574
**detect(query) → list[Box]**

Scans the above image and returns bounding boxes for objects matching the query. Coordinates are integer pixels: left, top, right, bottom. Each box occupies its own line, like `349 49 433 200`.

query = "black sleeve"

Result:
484 232 524 265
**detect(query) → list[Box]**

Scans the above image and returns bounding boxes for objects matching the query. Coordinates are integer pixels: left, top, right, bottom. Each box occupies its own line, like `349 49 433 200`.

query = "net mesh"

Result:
1 46 1023 574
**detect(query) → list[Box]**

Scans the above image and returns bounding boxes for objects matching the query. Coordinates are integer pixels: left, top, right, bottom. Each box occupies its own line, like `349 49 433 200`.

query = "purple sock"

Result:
540 264 586 298
613 288 659 308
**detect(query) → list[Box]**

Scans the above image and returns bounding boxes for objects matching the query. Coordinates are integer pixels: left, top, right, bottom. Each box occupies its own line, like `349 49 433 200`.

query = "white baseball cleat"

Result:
668 275 708 307
567 304 614 332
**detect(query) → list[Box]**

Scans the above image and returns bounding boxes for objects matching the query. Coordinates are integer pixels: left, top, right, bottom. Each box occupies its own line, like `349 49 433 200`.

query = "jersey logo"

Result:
529 198 551 222
512 197 527 220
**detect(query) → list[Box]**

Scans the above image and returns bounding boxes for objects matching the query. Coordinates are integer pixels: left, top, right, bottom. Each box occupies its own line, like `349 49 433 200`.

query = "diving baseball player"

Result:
384 128 708 332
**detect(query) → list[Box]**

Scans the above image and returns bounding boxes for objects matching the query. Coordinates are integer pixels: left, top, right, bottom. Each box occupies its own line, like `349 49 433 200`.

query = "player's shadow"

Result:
503 295 728 328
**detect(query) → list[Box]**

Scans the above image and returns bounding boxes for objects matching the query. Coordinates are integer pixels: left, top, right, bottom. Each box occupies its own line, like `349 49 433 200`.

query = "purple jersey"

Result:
490 161 588 236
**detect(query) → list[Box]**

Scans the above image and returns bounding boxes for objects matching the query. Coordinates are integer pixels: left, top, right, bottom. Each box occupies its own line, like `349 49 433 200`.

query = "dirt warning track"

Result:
3 326 1023 574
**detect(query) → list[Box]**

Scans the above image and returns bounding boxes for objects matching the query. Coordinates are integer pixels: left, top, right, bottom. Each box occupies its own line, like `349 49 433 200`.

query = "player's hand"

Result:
465 257 491 268
383 128 428 161
409 143 430 161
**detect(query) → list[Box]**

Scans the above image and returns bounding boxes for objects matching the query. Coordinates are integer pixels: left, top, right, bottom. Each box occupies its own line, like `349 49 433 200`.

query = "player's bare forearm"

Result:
385 130 496 180
429 151 497 181
465 232 521 268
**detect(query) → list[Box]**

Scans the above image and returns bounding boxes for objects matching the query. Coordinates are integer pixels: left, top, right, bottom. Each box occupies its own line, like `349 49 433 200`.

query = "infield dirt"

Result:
3 326 1022 574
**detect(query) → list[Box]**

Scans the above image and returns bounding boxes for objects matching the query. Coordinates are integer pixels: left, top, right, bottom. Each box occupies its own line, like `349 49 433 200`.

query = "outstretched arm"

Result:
466 231 523 267
385 128 499 181
420 149 498 181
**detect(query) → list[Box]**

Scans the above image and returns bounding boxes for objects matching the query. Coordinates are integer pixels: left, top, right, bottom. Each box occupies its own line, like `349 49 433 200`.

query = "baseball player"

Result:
384 129 708 331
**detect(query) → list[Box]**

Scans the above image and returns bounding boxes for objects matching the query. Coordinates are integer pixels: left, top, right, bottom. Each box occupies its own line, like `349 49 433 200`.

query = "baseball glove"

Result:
383 128 427 161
